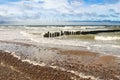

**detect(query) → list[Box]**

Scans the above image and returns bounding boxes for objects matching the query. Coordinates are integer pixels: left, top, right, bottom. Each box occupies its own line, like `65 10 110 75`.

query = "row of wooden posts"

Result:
43 31 78 37
43 29 120 38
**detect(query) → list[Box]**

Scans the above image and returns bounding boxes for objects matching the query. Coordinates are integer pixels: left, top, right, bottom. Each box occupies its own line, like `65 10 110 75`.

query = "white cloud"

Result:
0 0 120 23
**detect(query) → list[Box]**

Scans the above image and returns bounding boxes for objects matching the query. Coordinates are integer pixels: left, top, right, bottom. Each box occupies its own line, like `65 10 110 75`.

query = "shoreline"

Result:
0 41 120 80
0 50 96 80
0 40 120 58
0 22 120 80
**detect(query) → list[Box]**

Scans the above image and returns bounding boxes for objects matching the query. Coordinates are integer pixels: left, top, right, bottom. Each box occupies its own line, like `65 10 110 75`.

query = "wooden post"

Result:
55 32 56 37
48 32 50 38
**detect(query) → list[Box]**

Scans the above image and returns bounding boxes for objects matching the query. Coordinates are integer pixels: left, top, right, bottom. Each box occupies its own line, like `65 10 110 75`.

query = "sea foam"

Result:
95 36 120 40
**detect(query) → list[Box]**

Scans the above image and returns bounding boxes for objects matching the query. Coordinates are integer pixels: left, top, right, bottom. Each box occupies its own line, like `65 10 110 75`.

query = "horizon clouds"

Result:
0 0 120 24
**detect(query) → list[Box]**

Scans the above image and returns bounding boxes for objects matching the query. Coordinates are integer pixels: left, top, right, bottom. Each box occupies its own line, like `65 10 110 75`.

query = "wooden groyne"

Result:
43 29 120 38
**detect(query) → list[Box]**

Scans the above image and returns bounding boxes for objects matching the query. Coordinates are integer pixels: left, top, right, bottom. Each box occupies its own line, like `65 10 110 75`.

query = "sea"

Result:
0 25 120 57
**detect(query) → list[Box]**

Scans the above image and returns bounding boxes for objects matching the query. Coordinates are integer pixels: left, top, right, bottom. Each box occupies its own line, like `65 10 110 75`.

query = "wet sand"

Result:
0 50 82 80
51 48 120 80
0 42 120 80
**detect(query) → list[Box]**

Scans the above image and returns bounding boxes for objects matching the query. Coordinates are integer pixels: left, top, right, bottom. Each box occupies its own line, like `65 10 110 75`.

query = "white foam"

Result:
4 50 46 67
20 31 39 42
67 70 101 80
11 52 21 60
20 31 30 37
112 45 120 48
4 50 21 60
6 50 99 80
22 59 46 67
92 44 102 47
30 38 39 43
87 46 91 50
50 65 101 80
115 75 120 80
95 36 120 41
4 50 11 53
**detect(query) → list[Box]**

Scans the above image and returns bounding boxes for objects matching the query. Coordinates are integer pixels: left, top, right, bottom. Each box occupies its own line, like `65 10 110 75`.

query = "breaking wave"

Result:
95 36 120 41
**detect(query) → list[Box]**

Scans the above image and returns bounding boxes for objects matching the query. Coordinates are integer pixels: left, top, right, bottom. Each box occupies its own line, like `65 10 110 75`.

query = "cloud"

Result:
103 0 120 4
83 0 120 5
0 0 120 24
68 0 83 7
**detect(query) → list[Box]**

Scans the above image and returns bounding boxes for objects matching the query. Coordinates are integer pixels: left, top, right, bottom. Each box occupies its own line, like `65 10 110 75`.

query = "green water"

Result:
61 32 120 40
61 35 95 40
97 32 120 36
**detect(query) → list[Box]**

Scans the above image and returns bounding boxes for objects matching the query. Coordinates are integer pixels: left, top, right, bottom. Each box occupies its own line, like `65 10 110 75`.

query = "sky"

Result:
0 0 120 25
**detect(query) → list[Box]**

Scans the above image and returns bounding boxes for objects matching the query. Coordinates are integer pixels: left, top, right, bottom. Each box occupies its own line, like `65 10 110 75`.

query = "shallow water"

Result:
0 25 120 56
0 25 120 80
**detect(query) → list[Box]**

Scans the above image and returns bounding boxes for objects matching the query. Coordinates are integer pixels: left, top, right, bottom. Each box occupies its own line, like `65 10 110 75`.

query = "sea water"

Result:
0 25 120 56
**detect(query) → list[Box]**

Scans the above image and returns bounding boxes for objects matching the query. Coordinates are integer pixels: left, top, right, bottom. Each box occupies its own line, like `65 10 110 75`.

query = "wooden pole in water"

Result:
69 31 70 35
52 33 53 37
59 31 61 36
63 31 64 35
54 32 56 37
53 32 55 37
48 32 50 38
72 31 74 35
74 31 75 35
50 33 51 37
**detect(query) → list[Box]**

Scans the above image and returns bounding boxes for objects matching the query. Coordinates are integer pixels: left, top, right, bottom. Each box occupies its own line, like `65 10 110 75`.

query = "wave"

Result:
20 31 29 37
20 31 40 42
95 36 120 41
2 50 100 80
4 49 109 80
112 45 120 48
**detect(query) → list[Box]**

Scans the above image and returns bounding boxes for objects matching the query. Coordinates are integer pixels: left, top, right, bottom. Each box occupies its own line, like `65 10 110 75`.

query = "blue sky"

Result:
0 0 120 24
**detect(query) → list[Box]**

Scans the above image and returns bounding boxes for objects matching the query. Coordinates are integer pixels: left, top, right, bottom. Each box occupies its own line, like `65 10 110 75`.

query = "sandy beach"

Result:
0 42 120 80
0 50 75 80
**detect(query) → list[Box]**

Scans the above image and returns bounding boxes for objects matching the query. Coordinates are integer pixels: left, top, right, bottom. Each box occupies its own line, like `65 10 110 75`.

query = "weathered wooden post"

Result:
54 32 56 37
61 31 63 36
50 32 52 38
48 31 50 38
